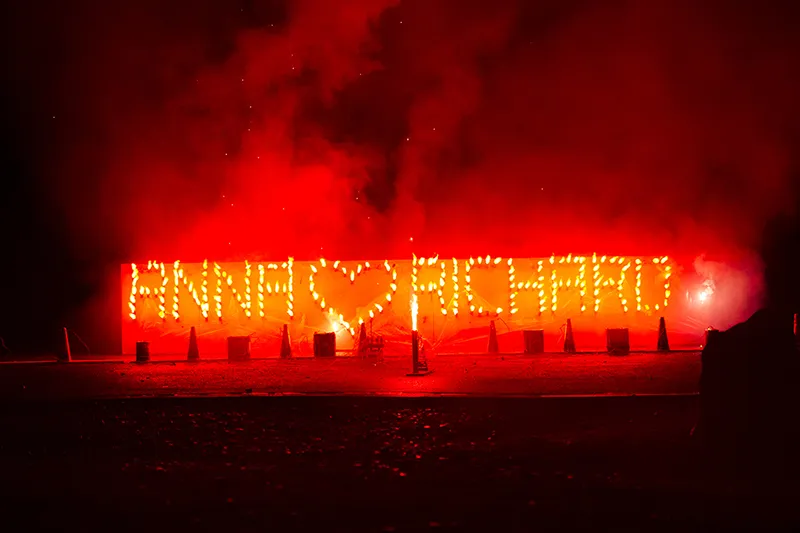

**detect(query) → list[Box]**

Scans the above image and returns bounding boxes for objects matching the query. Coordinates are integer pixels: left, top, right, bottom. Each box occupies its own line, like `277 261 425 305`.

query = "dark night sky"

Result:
2 0 799 353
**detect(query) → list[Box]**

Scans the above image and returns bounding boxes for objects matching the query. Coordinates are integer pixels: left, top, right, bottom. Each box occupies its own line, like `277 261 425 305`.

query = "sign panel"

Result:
122 254 680 354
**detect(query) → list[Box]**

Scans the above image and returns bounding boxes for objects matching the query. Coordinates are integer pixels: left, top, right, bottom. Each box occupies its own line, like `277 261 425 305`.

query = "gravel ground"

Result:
1 396 797 532
0 352 700 400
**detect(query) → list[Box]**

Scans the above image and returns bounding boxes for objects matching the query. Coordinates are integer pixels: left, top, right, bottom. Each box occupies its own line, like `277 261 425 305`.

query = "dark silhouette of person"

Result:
698 211 800 486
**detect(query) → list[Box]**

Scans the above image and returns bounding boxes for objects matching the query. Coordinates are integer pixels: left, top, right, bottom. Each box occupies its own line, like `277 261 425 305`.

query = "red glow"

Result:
122 254 687 355
44 2 798 269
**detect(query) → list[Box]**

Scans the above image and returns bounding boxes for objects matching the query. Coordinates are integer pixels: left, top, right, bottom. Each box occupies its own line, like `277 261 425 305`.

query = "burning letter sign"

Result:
122 254 676 354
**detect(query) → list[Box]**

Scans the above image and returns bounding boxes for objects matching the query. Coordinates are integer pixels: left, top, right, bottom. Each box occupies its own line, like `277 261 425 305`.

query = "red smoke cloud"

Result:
36 0 799 266
5 0 798 352
385 0 799 259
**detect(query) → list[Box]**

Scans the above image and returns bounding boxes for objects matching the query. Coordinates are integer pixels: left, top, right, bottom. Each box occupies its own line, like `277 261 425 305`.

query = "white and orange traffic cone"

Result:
657 317 670 352
187 326 199 361
358 323 368 357
487 320 499 353
280 324 292 359
564 319 576 353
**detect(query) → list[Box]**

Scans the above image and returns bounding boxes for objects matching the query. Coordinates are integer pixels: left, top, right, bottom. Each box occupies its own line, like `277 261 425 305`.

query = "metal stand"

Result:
360 319 385 360
407 330 430 376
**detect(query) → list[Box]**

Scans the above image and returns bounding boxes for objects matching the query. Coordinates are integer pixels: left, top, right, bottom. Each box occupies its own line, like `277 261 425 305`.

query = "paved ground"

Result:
6 395 797 532
0 352 700 400
5 352 793 531
2 396 798 532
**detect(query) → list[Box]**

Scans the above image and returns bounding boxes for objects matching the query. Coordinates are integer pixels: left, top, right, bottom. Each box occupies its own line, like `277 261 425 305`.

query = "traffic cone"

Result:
358 323 368 357
280 324 292 359
187 326 199 360
487 320 499 353
563 319 576 353
60 327 72 363
657 317 670 352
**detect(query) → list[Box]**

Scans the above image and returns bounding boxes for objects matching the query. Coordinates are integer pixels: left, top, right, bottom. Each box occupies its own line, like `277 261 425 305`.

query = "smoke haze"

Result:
4 0 799 350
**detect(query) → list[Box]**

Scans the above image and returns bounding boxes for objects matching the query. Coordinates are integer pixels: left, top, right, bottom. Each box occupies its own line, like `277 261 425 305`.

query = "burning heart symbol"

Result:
308 259 398 336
